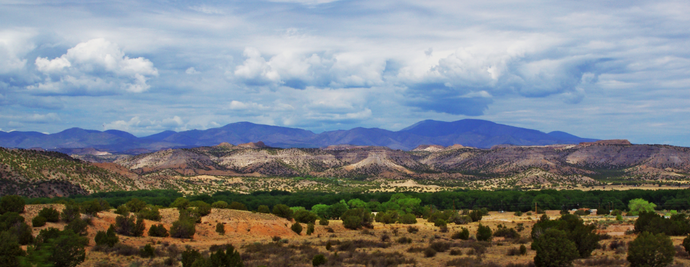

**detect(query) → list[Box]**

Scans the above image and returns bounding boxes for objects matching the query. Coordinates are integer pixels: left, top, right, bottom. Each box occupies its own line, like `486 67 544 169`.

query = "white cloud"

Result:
233 47 385 89
185 67 200 75
30 38 158 94
0 30 35 74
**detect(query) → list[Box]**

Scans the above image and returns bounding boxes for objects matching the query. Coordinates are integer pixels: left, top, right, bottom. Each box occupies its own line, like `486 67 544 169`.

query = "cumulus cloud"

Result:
29 38 158 95
104 115 185 132
233 47 385 89
0 30 35 74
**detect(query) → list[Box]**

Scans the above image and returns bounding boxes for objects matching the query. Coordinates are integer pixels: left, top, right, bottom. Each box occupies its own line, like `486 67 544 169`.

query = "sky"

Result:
0 0 689 146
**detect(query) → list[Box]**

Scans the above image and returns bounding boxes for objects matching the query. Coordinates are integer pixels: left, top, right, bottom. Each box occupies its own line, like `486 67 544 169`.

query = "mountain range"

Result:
0 119 597 153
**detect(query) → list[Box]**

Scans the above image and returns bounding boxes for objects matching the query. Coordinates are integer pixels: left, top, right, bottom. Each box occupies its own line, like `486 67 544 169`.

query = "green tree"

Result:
212 201 229 209
138 206 162 221
627 232 674 267
312 254 326 266
228 201 247 211
476 224 492 241
0 195 25 214
452 228 470 240
533 229 579 267
294 210 319 224
46 230 88 267
171 197 190 210
207 244 243 267
341 208 373 229
38 207 60 222
257 205 270 213
182 247 202 267
399 213 417 224
311 204 330 219
272 204 293 220
629 199 657 216
684 235 690 255
33 216 47 227
306 223 314 235
94 224 118 247
216 223 225 235
318 218 329 226
291 222 303 235
171 219 196 238
60 205 80 223
140 244 155 258
190 201 212 216
347 198 367 209
0 231 25 267
328 200 349 219
148 224 169 237
65 218 88 236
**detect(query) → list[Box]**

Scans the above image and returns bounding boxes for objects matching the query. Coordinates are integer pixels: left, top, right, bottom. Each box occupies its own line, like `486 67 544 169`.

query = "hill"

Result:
0 119 596 153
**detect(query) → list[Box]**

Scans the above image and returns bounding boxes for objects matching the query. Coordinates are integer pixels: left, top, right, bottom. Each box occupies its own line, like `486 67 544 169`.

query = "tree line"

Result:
25 188 690 212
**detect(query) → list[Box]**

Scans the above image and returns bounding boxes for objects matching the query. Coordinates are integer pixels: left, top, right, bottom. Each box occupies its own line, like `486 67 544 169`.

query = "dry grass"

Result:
21 206 690 266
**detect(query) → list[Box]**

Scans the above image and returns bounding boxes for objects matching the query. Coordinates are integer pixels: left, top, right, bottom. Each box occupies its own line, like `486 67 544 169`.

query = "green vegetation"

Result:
532 229 579 267
627 232 675 267
94 225 119 247
532 214 599 258
628 198 657 216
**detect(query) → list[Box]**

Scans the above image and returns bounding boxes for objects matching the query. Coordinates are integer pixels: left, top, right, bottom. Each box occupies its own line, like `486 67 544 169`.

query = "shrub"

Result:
430 241 450 252
65 217 89 236
32 216 47 227
399 213 417 224
81 199 110 216
295 210 319 224
319 218 329 226
115 205 130 215
228 201 247 210
181 247 202 267
423 247 437 257
272 204 293 220
216 223 225 235
0 231 25 266
494 227 519 239
532 229 578 267
514 210 523 216
306 223 315 235
115 214 144 237
291 222 303 235
684 235 690 255
211 201 229 209
531 214 600 258
140 244 155 258
469 210 483 222
125 198 147 213
312 254 326 266
452 228 470 240
38 207 60 222
520 244 527 255
627 231 674 267
434 219 447 227
476 224 493 241
449 249 462 256
61 204 81 223
257 205 271 213
95 225 119 247
0 195 24 214
190 201 211 217
341 208 373 229
45 229 88 267
170 197 190 210
407 226 419 233
138 206 161 221
397 237 412 244
207 244 243 267
170 219 196 238
149 224 169 237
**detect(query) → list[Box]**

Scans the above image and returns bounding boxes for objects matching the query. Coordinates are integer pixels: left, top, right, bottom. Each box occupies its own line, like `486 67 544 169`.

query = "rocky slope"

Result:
4 140 690 197
114 140 690 183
